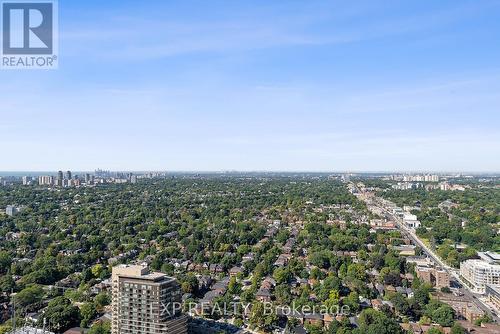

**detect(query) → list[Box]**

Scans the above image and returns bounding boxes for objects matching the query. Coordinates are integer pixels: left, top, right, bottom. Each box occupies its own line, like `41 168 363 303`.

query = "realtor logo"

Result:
1 0 58 69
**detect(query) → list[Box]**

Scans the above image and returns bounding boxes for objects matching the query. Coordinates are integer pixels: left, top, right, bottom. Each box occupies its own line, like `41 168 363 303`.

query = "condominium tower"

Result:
460 252 500 294
111 265 187 334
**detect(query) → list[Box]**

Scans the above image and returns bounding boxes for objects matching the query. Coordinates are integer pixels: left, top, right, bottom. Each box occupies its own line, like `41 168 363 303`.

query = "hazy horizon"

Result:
0 170 498 175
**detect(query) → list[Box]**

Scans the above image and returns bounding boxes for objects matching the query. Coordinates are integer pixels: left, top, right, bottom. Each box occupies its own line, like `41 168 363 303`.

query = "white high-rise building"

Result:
22 176 32 185
6 205 18 216
38 175 54 186
460 252 500 294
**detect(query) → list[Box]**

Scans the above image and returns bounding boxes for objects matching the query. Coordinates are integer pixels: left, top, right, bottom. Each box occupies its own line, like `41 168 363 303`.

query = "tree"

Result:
88 321 111 334
14 284 44 307
234 318 244 328
413 283 431 306
389 293 411 316
250 302 277 330
324 289 340 308
357 308 403 334
0 274 15 293
0 251 12 274
305 323 324 334
91 264 104 278
450 322 466 334
309 251 330 269
80 302 98 328
338 263 348 278
431 304 455 327
160 263 174 275
343 291 360 313
241 287 255 302
95 292 111 310
180 274 199 295
43 296 80 332
228 276 240 295
382 269 402 286
310 267 326 280
275 284 292 304
347 263 366 281
474 314 493 326
81 268 94 283
384 252 402 271
273 267 292 284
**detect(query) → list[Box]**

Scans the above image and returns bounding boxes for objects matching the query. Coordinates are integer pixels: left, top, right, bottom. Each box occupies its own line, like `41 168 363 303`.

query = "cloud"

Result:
58 0 500 61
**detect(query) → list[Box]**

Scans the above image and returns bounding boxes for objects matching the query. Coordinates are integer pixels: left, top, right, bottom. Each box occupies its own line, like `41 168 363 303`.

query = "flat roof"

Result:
478 251 500 264
112 264 175 282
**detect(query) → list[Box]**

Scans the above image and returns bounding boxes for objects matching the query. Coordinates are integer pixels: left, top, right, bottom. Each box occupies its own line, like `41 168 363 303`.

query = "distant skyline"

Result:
1 0 500 172
0 170 498 175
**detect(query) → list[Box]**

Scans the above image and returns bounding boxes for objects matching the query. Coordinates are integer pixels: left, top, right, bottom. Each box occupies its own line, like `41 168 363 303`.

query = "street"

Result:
354 185 500 323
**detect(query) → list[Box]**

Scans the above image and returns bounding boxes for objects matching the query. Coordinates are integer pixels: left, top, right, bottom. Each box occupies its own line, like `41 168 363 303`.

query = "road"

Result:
354 186 500 322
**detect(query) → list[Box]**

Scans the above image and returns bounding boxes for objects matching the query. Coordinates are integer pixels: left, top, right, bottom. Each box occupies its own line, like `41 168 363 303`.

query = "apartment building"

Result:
434 269 450 289
434 292 485 323
460 253 500 294
111 264 187 334
486 285 500 311
5 205 19 217
416 266 450 289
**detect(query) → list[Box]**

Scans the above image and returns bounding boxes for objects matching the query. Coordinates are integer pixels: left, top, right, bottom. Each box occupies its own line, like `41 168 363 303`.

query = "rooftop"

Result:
9 327 55 334
478 251 500 264
112 264 174 282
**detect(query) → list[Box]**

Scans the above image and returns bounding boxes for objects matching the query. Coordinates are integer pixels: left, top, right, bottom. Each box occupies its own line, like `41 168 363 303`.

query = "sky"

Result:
1 0 500 172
